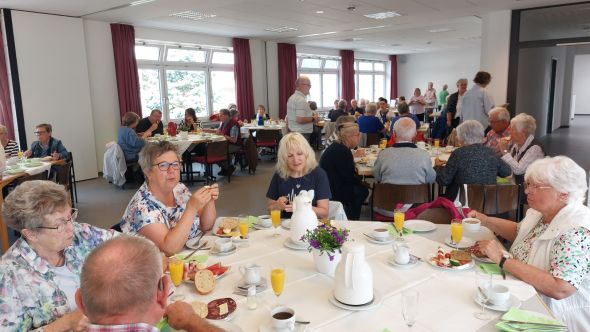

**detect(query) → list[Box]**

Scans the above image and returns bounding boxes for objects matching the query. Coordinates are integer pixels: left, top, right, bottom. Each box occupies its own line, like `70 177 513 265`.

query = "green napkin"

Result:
173 253 208 263
479 263 502 275
246 215 258 227
156 318 170 331
496 176 510 184
496 307 565 331
385 224 413 236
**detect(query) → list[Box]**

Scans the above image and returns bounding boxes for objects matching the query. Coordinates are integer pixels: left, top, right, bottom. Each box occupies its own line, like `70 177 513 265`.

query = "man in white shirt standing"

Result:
287 76 318 141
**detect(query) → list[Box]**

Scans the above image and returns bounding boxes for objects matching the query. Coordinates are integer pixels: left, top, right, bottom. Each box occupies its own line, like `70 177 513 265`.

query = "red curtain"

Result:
0 25 15 140
390 55 398 100
111 24 141 118
277 43 297 119
340 50 355 103
232 38 255 120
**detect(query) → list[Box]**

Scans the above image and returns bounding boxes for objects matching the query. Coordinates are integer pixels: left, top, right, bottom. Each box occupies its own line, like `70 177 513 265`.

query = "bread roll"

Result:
194 269 215 294
220 217 239 230
190 301 208 318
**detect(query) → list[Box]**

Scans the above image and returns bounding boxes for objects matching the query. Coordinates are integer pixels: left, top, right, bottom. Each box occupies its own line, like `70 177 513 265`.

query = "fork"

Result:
184 241 208 260
503 322 567 331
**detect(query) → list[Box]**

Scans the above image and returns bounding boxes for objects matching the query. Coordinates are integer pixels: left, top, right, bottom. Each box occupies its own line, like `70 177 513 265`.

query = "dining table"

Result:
240 123 287 138
354 146 453 177
147 133 226 155
170 220 555 332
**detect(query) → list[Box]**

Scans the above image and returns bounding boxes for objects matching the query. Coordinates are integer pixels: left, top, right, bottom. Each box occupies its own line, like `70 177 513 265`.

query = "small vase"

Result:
313 248 341 276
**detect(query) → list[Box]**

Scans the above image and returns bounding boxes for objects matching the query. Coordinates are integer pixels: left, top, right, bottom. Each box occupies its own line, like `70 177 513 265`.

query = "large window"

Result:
297 55 340 110
355 60 386 102
135 43 235 120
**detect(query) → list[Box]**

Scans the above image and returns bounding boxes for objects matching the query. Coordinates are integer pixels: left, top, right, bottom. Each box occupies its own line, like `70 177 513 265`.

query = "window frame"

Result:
296 54 341 110
354 59 387 102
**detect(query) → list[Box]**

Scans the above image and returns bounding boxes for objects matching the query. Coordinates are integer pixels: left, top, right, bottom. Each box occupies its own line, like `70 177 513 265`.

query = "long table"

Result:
240 124 287 138
148 134 226 155
354 147 452 177
173 221 553 331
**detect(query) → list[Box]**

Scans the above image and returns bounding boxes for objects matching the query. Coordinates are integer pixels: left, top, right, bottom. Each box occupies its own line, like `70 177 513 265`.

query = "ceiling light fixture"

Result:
170 11 217 21
428 28 455 33
130 0 156 6
364 11 402 20
297 31 338 38
354 25 388 31
264 26 299 33
316 10 324 14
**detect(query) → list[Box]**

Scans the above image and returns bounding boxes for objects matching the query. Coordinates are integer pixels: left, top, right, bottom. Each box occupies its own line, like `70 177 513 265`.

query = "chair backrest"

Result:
206 140 228 162
15 171 49 186
371 183 431 212
55 162 73 188
256 130 280 143
365 133 380 147
244 136 258 172
459 184 520 216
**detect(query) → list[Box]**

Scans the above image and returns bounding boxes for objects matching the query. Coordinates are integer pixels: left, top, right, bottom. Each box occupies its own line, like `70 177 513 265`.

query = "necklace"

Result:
293 174 305 189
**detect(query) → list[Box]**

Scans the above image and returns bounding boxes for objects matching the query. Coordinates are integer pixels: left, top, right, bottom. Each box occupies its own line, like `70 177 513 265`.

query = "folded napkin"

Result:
496 176 510 184
479 263 503 275
496 308 566 331
396 196 471 221
385 224 413 236
174 254 208 263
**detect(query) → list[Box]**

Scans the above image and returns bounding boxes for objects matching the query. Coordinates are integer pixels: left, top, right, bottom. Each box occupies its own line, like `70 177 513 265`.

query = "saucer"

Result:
252 223 272 230
259 318 307 332
472 292 521 312
231 236 250 244
387 254 420 268
444 236 475 249
280 219 291 230
329 290 382 311
404 220 437 232
363 233 395 245
237 277 267 289
283 238 308 251
185 232 204 249
210 244 237 256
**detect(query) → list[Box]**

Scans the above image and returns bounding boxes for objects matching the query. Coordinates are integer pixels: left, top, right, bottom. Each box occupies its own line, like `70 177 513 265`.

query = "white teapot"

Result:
289 190 318 244
334 242 373 305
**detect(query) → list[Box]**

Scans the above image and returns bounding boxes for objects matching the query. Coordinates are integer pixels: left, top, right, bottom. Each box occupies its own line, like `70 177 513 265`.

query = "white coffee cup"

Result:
214 238 232 252
462 218 481 232
257 215 272 228
239 263 261 285
372 228 389 241
392 239 410 265
271 306 296 332
487 284 510 306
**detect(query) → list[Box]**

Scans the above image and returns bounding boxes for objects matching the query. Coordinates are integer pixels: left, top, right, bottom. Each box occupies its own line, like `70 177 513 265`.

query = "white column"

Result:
265 41 280 119
480 10 511 105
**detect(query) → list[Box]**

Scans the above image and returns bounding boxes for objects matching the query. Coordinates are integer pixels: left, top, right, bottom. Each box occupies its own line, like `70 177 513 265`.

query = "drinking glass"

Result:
474 267 493 320
450 221 463 247
238 214 249 239
270 265 285 306
168 258 184 287
401 290 419 328
271 209 281 237
393 210 405 237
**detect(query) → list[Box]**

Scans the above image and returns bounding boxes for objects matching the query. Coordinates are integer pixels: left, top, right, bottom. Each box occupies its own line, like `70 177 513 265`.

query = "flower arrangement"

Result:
177 121 190 132
301 223 350 261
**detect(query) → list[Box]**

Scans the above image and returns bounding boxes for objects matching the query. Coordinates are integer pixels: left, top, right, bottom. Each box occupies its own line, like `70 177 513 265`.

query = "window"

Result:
355 59 387 102
297 55 340 109
135 42 236 120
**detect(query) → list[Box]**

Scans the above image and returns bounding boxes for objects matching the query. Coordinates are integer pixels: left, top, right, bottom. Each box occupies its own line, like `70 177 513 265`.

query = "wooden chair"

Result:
15 171 49 186
370 183 431 221
55 161 74 205
365 133 380 147
458 184 520 218
191 140 229 184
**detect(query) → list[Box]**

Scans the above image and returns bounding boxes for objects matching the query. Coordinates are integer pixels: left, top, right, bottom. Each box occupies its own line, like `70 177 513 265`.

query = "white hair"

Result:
365 102 378 115
525 156 588 204
393 117 416 142
456 120 484 145
511 113 537 136
489 107 510 122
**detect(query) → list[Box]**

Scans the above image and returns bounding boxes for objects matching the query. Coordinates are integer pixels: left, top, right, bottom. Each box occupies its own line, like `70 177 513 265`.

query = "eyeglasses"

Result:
34 131 47 136
36 208 78 232
301 83 311 87
153 161 180 171
524 182 552 192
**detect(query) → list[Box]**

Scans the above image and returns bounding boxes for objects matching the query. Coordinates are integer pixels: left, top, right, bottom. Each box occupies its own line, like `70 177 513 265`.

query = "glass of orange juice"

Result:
270 264 285 305
239 222 249 239
168 257 184 287
450 220 464 247
270 209 281 236
434 139 440 148
393 209 405 237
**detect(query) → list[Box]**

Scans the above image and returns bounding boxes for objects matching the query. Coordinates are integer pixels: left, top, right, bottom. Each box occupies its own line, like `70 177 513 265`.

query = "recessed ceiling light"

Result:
170 11 217 21
264 26 299 33
297 31 338 38
391 43 401 47
354 25 388 31
428 28 455 33
340 37 363 42
130 0 156 6
316 10 324 14
364 11 402 20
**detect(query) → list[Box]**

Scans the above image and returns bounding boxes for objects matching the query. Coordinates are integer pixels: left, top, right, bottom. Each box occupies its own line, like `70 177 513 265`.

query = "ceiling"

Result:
1 0 586 54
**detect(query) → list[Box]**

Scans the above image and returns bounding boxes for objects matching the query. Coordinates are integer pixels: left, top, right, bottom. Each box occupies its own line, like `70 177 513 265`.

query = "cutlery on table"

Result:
502 322 567 331
184 241 208 260
501 320 567 328
295 321 310 325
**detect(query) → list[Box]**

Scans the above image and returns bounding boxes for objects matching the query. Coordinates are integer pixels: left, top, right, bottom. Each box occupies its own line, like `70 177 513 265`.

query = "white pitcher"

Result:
239 263 261 285
289 190 318 244
392 238 410 265
334 242 373 305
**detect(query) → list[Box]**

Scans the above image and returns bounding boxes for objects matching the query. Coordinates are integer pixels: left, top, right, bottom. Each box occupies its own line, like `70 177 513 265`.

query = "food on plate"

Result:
194 269 216 294
186 262 229 281
430 247 472 268
216 217 239 236
468 244 489 259
190 301 208 318
206 298 237 320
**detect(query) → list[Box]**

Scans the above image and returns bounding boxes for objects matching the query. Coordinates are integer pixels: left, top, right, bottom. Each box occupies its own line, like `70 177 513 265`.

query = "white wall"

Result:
572 54 590 115
397 48 480 99
83 20 120 173
11 11 98 180
480 10 511 105
249 39 268 116
265 42 279 119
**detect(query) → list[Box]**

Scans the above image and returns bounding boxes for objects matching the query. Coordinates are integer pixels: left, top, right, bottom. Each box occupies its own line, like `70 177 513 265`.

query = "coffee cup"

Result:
462 218 481 232
487 284 510 306
214 238 232 252
392 239 410 265
271 306 296 332
257 215 272 228
372 228 389 241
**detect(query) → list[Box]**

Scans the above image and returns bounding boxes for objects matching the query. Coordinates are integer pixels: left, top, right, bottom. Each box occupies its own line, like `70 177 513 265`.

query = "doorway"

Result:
547 58 557 134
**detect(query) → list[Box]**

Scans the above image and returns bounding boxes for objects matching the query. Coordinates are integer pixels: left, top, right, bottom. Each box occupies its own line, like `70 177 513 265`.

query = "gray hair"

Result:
276 132 317 180
489 107 510 122
337 123 359 145
138 141 180 174
338 99 347 109
456 78 468 86
393 117 417 142
295 75 310 86
121 112 140 127
525 156 587 204
456 120 484 145
3 180 70 231
365 102 378 115
397 102 409 115
80 235 162 321
511 113 536 136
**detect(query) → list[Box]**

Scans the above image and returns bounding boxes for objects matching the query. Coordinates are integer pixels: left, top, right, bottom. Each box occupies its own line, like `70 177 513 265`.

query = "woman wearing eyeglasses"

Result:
0 180 117 331
119 141 218 256
469 156 590 331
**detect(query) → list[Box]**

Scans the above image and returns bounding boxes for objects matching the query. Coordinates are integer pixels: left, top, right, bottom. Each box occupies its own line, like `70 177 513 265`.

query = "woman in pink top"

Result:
409 88 427 122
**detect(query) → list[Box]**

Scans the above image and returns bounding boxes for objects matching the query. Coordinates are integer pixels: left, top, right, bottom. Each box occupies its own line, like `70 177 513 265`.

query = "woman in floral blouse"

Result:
470 156 590 331
119 141 218 256
0 180 117 331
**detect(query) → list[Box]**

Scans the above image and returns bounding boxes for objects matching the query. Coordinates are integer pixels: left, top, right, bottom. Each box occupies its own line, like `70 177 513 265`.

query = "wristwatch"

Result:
498 252 511 280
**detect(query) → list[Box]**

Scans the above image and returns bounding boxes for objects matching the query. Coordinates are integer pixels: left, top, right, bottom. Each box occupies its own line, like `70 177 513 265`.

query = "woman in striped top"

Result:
0 124 19 158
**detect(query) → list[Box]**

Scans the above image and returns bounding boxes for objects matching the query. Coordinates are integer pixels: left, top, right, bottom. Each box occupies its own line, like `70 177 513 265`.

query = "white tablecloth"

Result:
2 160 52 180
240 124 287 138
149 134 225 155
173 221 548 331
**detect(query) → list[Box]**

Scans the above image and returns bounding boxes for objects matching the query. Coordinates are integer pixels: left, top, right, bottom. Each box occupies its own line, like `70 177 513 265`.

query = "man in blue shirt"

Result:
357 102 387 135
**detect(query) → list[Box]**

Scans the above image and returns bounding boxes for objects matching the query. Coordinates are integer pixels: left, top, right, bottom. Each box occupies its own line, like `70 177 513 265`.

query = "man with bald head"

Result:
483 107 511 155
286 75 318 141
76 235 220 332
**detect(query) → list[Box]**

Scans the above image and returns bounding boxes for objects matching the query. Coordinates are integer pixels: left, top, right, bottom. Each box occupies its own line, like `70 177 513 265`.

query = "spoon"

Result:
295 321 310 325
454 200 466 219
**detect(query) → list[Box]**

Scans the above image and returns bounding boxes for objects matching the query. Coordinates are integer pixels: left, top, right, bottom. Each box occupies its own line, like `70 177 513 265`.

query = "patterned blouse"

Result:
0 223 117 331
119 182 200 239
511 221 590 288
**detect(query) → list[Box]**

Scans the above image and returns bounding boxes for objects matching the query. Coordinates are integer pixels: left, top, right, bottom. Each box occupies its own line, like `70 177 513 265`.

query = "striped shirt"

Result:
87 323 159 332
4 140 19 158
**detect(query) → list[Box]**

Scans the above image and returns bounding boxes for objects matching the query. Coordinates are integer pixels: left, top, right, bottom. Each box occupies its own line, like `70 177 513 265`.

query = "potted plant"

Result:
301 222 350 276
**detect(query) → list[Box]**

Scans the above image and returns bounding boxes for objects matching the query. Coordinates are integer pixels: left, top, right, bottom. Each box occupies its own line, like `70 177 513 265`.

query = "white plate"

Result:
329 290 382 311
444 236 475 249
211 217 241 237
23 162 43 167
472 253 494 264
252 223 273 230
404 220 437 232
237 277 267 289
283 238 308 251
427 257 475 271
387 255 420 268
185 232 204 249
363 234 395 245
472 293 522 312
280 219 291 230
210 244 237 256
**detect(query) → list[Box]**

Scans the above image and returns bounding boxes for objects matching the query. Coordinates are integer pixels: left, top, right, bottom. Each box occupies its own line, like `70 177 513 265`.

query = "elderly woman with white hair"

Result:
0 124 19 158
436 120 511 199
498 113 545 185
483 107 511 155
266 132 331 219
469 156 590 330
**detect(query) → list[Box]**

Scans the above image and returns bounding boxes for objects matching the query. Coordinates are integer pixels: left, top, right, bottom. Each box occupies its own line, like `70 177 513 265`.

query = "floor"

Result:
538 114 590 172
